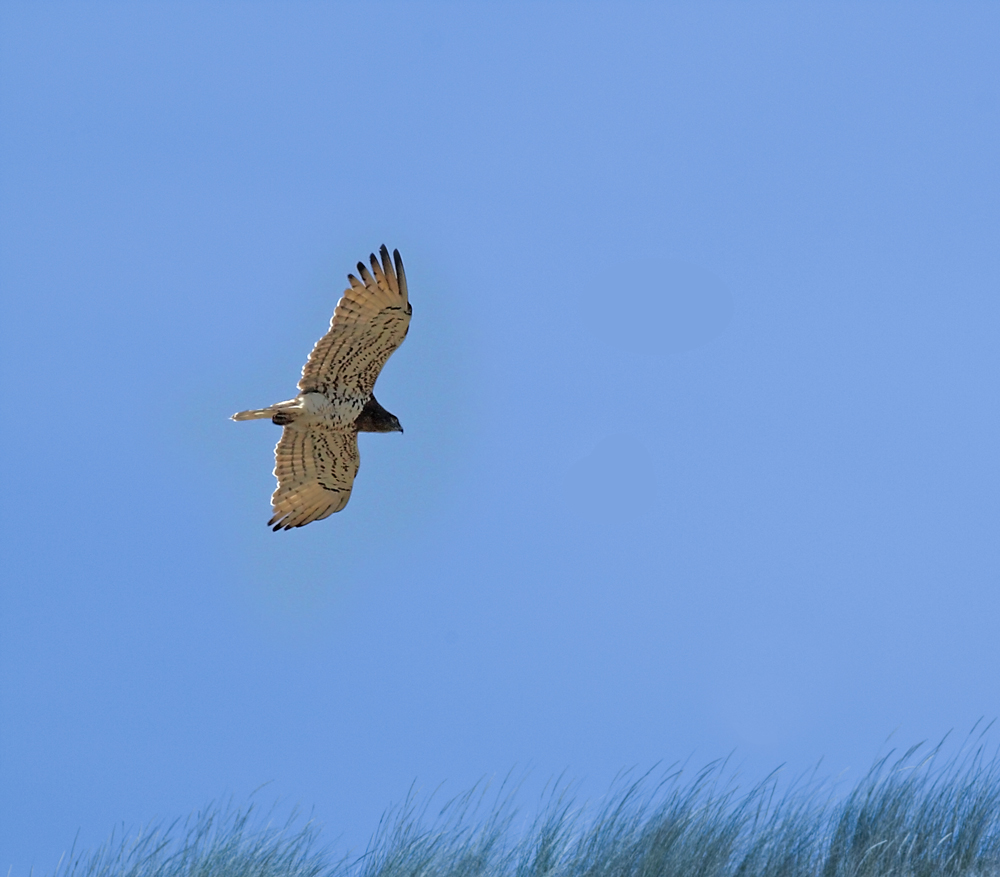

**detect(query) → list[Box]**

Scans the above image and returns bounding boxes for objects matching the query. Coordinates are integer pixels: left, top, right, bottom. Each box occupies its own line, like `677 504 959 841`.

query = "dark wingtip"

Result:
393 249 405 282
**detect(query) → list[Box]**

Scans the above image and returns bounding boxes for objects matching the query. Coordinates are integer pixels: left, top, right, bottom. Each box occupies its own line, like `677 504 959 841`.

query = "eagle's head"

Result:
356 397 404 434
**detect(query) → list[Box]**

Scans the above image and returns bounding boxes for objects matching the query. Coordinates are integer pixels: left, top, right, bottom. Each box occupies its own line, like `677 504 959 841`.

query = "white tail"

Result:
231 407 275 421
231 397 304 423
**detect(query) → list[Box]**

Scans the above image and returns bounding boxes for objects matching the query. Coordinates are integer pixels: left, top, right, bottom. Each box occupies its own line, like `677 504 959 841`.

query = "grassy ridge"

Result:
52 734 1000 877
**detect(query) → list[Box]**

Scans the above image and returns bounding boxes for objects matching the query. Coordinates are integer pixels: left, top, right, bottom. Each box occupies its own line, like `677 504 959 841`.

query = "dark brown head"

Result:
355 396 403 433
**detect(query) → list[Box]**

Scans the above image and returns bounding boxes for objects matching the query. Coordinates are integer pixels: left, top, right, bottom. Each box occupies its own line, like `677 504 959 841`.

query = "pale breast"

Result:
300 390 367 428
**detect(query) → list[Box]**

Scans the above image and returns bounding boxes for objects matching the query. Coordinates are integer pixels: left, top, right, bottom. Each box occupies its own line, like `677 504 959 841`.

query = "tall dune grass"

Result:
50 733 1000 877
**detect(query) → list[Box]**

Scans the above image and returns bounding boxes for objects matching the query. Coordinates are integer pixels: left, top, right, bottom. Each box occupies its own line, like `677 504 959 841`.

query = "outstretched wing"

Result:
299 245 411 397
269 425 360 530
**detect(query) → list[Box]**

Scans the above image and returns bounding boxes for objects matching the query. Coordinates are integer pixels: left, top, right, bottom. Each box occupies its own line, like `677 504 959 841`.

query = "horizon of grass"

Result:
47 728 1000 877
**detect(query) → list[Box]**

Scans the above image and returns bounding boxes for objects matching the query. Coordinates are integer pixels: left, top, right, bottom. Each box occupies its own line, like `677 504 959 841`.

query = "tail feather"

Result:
232 398 303 423
231 407 276 421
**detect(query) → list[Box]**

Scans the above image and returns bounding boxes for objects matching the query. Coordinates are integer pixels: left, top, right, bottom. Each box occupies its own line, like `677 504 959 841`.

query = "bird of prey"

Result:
233 245 411 530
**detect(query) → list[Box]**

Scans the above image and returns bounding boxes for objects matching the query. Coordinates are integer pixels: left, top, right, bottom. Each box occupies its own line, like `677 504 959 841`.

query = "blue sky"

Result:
2 2 999 871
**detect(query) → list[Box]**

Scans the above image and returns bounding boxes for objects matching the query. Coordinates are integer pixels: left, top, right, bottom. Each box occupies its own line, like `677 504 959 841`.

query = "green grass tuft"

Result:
50 732 1000 877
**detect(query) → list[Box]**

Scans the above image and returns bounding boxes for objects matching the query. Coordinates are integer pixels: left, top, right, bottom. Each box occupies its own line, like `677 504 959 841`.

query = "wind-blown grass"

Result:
50 732 1000 877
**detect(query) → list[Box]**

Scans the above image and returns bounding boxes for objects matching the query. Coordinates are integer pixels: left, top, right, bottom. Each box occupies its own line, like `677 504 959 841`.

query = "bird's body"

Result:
235 390 359 430
233 245 411 530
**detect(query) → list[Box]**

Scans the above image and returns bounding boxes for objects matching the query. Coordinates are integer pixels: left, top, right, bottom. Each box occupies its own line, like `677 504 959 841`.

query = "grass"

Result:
50 730 1000 877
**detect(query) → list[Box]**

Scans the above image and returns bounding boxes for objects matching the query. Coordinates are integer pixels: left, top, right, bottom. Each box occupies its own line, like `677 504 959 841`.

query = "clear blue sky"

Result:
2 2 999 872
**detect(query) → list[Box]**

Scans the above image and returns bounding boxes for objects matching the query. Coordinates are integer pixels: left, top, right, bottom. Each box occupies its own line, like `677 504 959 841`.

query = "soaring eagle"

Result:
233 245 411 530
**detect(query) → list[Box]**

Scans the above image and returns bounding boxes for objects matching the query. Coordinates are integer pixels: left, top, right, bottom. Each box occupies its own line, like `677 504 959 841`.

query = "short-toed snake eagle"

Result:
233 246 411 530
